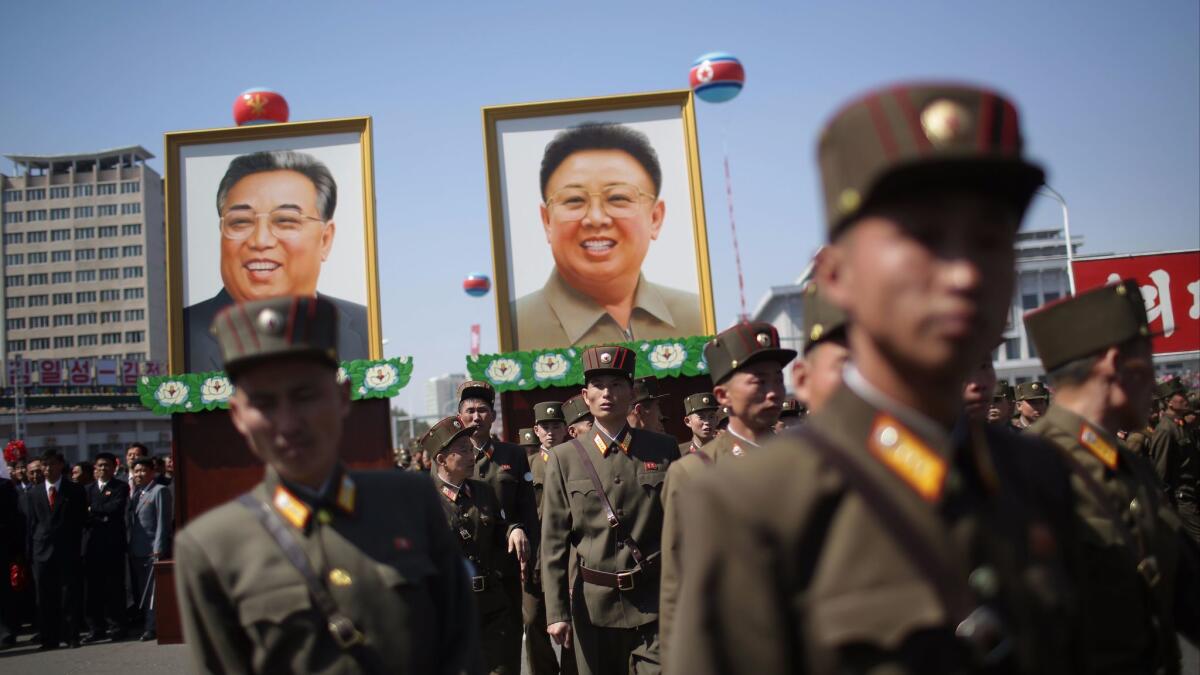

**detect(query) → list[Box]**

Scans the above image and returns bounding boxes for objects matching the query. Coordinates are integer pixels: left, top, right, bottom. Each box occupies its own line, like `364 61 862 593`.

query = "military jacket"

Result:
474 440 539 550
433 475 511 616
540 425 680 628
174 467 478 675
1029 405 1197 673
529 448 549 521
660 438 717 661
665 384 1083 675
1149 413 1198 506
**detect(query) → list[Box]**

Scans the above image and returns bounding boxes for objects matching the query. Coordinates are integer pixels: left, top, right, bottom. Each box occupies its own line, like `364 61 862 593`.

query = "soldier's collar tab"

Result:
272 485 312 530
867 414 948 503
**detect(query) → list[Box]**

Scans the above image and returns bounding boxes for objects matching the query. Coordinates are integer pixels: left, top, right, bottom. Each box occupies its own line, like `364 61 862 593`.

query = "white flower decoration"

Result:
154 381 189 407
486 358 521 384
697 355 709 373
336 367 349 384
364 363 399 391
533 354 568 381
648 343 686 370
200 376 233 404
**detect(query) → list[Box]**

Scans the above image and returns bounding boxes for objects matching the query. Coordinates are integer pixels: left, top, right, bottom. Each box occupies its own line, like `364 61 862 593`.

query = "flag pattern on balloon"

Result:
463 273 491 297
232 88 290 126
689 52 745 103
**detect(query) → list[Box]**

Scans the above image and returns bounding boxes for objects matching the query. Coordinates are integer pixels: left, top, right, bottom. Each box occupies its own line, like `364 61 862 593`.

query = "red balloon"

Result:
232 88 289 126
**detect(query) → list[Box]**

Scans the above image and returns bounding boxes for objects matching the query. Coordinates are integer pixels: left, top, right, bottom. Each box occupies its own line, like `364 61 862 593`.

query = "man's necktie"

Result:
48 485 56 508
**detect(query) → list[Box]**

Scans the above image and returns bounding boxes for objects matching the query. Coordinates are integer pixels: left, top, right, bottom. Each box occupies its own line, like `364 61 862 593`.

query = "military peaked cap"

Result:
780 398 806 418
582 346 636 380
1015 381 1049 401
562 395 593 425
683 392 719 416
714 406 731 429
212 295 339 376
1024 280 1151 372
802 282 848 354
418 415 474 456
1157 379 1187 401
705 322 797 386
534 401 564 424
518 427 539 447
993 381 1015 402
633 376 668 404
457 380 495 405
818 82 1045 235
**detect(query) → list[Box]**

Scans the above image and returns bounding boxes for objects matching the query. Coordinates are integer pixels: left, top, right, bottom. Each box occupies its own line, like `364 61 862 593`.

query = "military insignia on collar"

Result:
336 474 356 513
1079 424 1118 470
756 332 772 347
867 414 947 503
920 98 971 146
257 308 285 336
541 450 549 462
272 486 311 529
593 433 609 455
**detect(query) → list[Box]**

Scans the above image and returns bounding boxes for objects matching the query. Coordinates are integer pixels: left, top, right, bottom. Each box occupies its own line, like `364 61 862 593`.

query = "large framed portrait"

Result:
482 90 715 352
164 117 381 374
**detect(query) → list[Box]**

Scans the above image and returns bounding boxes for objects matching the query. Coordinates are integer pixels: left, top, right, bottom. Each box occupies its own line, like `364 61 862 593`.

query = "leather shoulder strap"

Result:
569 438 648 567
798 427 975 621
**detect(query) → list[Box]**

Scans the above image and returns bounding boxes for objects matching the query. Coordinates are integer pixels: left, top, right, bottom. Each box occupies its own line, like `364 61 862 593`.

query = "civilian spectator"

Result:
71 461 95 487
127 458 171 642
83 453 128 643
26 449 87 650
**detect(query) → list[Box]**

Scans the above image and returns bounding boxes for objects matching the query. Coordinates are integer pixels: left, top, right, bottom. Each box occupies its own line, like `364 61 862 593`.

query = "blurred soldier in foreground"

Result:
1014 381 1049 429
775 399 807 431
423 416 521 674
563 395 595 439
1150 378 1200 544
679 393 719 456
667 82 1083 674
1023 280 1200 673
174 296 478 674
541 346 679 674
791 281 849 414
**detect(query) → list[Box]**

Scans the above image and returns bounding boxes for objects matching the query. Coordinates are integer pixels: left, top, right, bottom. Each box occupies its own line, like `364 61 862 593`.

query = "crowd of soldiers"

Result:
0 445 174 648
118 78 1200 675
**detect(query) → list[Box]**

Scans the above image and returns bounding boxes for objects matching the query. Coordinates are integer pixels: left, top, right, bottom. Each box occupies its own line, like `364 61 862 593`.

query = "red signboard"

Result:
1072 250 1200 355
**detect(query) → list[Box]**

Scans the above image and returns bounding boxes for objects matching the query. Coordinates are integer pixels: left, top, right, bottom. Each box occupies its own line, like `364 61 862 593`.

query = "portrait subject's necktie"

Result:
48 485 56 508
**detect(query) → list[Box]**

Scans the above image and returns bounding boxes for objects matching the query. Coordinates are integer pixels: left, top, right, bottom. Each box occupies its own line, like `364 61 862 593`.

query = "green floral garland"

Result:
466 336 711 392
137 357 414 415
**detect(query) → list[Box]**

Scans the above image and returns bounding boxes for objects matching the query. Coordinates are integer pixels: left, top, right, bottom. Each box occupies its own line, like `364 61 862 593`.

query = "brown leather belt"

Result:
579 552 660 591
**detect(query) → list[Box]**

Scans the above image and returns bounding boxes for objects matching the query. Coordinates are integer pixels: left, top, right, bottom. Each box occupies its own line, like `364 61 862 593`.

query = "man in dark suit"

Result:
0 475 22 648
181 150 369 372
83 452 128 642
25 449 87 650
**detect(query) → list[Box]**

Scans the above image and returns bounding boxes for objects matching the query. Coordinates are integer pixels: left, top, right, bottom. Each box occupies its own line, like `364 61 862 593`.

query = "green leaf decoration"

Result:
466 336 711 392
136 357 414 416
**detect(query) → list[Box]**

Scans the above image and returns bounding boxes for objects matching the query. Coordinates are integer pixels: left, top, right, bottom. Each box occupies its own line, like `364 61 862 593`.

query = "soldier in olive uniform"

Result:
1150 379 1200 545
1023 280 1200 673
989 381 1016 430
1014 381 1050 429
422 416 521 675
525 404 579 675
174 296 479 674
712 406 729 434
629 377 669 434
659 322 794 660
666 82 1084 674
563 395 595 439
775 398 807 431
791 281 849 414
541 346 680 675
458 380 540 663
679 393 719 456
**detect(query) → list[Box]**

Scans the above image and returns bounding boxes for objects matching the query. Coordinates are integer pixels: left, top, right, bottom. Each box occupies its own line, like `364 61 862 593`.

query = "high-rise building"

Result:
1 146 166 366
426 372 466 417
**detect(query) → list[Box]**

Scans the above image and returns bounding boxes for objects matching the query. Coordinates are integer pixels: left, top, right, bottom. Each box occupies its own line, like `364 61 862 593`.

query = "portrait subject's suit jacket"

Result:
83 479 128 562
183 288 369 372
127 482 172 559
25 479 87 565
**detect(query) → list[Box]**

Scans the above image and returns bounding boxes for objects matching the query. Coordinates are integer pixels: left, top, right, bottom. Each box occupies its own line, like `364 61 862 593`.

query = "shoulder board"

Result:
1079 423 1118 470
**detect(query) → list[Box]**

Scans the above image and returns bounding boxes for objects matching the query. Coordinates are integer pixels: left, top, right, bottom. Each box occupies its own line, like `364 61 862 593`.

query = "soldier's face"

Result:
541 150 664 292
458 400 495 440
822 192 1018 384
220 171 335 303
535 420 567 449
629 400 665 433
229 358 351 490
1112 341 1156 429
437 436 475 483
962 359 997 421
584 375 634 422
988 398 1013 423
794 339 849 414
1017 398 1047 420
715 362 786 432
568 419 593 438
685 410 716 443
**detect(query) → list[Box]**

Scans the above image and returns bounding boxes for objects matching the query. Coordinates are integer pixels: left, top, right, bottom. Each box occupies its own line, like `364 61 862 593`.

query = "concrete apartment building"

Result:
0 146 170 461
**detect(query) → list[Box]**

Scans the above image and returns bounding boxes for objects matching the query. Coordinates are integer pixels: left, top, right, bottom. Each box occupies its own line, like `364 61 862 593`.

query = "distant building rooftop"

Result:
4 146 154 175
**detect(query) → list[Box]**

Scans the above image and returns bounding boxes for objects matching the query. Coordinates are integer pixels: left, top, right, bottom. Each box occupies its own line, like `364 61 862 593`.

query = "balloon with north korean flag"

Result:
689 52 744 103
232 88 290 126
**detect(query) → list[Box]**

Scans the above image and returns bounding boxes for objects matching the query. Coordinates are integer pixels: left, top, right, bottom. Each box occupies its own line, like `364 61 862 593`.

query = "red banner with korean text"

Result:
1071 250 1200 355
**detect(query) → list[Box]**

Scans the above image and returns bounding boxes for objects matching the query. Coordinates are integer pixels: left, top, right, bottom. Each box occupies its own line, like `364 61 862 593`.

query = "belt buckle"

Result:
472 575 487 592
616 571 635 591
1137 556 1162 587
328 615 364 649
955 606 1012 666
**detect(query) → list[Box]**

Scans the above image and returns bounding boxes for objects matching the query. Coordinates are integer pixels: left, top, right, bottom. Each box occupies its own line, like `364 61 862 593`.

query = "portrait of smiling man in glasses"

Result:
512 122 703 350
182 150 369 371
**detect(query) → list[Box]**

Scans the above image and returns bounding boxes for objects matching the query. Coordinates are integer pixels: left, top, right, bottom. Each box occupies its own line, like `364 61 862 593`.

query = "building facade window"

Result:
74 206 94 218
101 332 121 345
25 189 46 200
76 291 97 303
97 183 117 195
27 252 47 264
122 245 142 257
73 184 94 197
29 316 49 329
121 223 142 236
49 208 70 220
26 231 47 243
97 204 117 216
2 212 23 224
122 266 143 279
98 226 118 238
26 209 47 221
27 273 48 286
53 314 73 327
3 190 22 201
77 312 97 325
5 297 25 309
5 318 25 330
78 334 97 346
123 288 144 300
124 309 145 321
53 336 74 349
125 352 146 361
28 294 48 306
30 338 50 350
120 203 141 215
51 272 71 284
125 331 144 343
52 292 72 305
76 270 96 282
99 268 119 280
75 227 94 239
75 248 96 261
99 289 119 302
49 187 70 199
99 247 119 259
4 233 23 244
6 340 25 352
4 275 23 287
100 311 121 323
4 254 23 266
120 181 141 194
51 249 71 262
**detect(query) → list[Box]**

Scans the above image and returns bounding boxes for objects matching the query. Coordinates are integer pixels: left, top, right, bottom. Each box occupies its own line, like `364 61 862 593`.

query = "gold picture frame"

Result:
163 117 381 374
482 90 714 353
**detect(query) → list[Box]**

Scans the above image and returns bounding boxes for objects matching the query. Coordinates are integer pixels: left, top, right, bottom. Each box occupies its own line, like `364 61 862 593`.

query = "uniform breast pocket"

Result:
495 472 519 506
237 584 315 636
378 552 438 589
566 479 598 524
638 471 666 495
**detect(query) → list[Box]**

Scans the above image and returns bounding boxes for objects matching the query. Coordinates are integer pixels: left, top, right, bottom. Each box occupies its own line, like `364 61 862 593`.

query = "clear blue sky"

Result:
3 1 1197 412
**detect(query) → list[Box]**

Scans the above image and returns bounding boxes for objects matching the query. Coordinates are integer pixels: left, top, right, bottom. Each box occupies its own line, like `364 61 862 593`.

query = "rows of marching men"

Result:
0 446 173 649
89 79 1200 674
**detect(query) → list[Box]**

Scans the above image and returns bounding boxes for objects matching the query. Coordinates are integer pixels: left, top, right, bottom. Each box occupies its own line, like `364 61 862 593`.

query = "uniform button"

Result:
968 566 999 599
616 541 624 549
1129 498 1142 517
613 477 622 485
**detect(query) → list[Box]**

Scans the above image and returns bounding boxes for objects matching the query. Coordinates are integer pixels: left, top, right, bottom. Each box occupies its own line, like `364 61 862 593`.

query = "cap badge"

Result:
810 324 824 341
703 396 712 404
453 420 461 428
1032 383 1041 391
547 407 554 414
920 99 971 146
600 352 612 364
838 188 861 215
256 308 285 336
756 332 772 347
